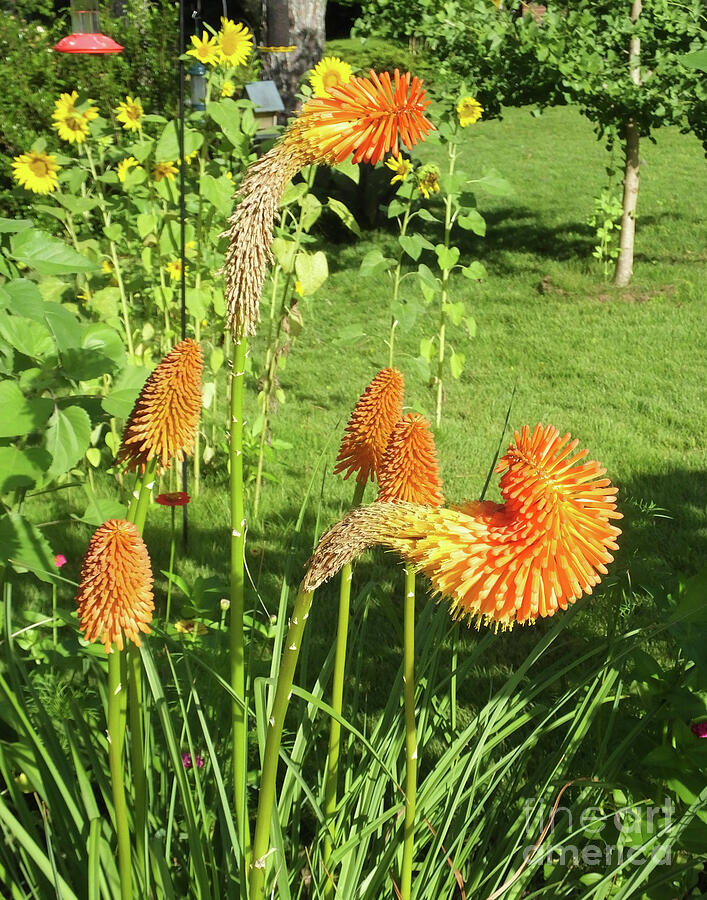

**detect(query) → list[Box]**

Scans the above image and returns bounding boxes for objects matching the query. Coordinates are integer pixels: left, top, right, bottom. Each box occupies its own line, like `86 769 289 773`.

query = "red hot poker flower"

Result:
334 368 404 485
377 413 444 507
76 519 154 652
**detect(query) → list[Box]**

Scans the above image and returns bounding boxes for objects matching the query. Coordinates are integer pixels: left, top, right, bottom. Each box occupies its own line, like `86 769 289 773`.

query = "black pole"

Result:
178 0 189 545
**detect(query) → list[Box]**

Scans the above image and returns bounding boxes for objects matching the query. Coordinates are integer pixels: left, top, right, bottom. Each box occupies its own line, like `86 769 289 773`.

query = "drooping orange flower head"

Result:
76 519 154 652
224 68 433 337
306 424 622 629
334 368 404 485
377 413 444 506
116 339 202 474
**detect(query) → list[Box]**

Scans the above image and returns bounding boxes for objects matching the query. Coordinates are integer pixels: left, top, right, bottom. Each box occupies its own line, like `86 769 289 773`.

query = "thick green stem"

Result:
108 650 132 900
401 565 417 900
127 644 146 879
322 480 366 894
230 334 251 861
52 584 58 647
250 586 315 900
124 461 155 885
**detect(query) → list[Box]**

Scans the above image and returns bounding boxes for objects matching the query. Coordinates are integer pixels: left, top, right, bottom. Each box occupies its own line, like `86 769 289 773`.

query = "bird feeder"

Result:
54 0 123 54
189 61 208 111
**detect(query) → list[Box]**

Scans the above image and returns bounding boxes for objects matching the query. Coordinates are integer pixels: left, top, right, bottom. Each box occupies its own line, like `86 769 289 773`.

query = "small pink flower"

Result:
690 722 707 739
54 554 67 568
182 752 205 769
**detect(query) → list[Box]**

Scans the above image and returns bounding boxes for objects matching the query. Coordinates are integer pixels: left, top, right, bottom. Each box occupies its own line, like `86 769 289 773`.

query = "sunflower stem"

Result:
108 649 132 900
435 141 457 427
322 479 366 895
388 191 415 368
401 564 418 900
250 585 315 900
230 333 251 864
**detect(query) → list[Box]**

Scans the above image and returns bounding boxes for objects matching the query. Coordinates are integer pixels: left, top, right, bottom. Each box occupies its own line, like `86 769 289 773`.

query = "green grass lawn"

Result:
32 104 705 683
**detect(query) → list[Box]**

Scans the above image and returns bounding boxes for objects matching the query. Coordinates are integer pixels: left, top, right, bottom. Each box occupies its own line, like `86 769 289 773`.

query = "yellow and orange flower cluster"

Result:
308 423 621 630
76 519 154 652
334 368 405 485
116 338 203 473
224 67 433 336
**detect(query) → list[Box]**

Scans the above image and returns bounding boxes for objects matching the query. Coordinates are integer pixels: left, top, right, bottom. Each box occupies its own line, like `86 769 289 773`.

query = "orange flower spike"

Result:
117 339 203 473
76 519 154 653
378 413 444 507
296 69 433 166
334 368 404 484
306 424 622 629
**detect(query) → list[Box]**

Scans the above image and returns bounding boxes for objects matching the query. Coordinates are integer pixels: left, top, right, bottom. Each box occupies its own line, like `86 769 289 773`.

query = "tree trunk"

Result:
613 0 642 287
262 0 326 114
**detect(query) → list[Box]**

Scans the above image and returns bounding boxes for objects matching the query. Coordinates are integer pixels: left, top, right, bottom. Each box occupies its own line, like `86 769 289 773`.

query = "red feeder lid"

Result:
53 33 123 53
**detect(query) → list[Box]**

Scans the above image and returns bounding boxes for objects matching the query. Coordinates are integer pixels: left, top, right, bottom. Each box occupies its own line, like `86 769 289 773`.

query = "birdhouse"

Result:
244 81 285 132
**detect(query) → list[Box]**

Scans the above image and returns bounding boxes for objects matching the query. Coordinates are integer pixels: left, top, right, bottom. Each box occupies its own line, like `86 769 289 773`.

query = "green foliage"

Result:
588 189 624 278
0 0 180 212
354 0 707 144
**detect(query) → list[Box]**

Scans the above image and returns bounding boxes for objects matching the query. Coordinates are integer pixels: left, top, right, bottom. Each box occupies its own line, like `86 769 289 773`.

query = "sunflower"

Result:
218 19 253 67
115 95 143 132
165 259 188 281
305 424 622 629
52 112 90 144
457 95 484 127
187 30 220 66
117 156 140 182
11 150 60 194
221 79 235 98
309 56 353 98
417 164 440 199
53 91 79 120
153 161 178 182
385 153 412 185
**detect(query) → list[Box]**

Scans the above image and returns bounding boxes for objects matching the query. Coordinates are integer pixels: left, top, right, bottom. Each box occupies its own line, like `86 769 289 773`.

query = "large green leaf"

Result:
3 279 45 318
0 447 52 493
76 495 127 526
155 121 203 163
102 364 150 418
44 405 92 480
295 251 328 295
0 512 55 583
0 380 53 437
435 244 460 271
327 198 360 236
0 218 34 234
9 229 99 275
206 99 246 149
0 310 54 359
200 173 234 217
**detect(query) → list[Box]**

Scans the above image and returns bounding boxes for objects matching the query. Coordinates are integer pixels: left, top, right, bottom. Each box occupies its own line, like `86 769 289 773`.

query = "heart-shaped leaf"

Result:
435 244 460 271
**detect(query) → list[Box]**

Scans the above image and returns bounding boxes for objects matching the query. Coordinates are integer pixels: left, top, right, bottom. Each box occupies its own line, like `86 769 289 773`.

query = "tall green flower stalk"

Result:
108 649 132 900
322 479 366 896
250 585 315 900
401 564 418 900
124 462 156 879
229 334 250 861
